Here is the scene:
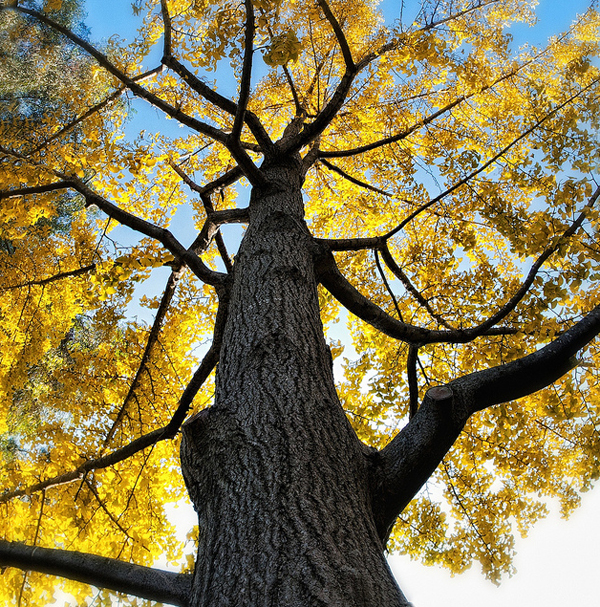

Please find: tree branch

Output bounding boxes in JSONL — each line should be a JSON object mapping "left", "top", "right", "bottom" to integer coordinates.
{"left": 453, "top": 303, "right": 600, "bottom": 412}
{"left": 370, "top": 302, "right": 600, "bottom": 542}
{"left": 382, "top": 78, "right": 600, "bottom": 241}
{"left": 1, "top": 264, "right": 96, "bottom": 291}
{"left": 0, "top": 182, "right": 72, "bottom": 200}
{"left": 159, "top": 1, "right": 273, "bottom": 153}
{"left": 316, "top": 0, "right": 355, "bottom": 71}
{"left": 374, "top": 249, "right": 403, "bottom": 321}
{"left": 379, "top": 243, "right": 456, "bottom": 330}
{"left": 356, "top": 0, "right": 507, "bottom": 70}
{"left": 0, "top": 309, "right": 223, "bottom": 505}
{"left": 0, "top": 427, "right": 163, "bottom": 504}
{"left": 319, "top": 158, "right": 393, "bottom": 196}
{"left": 468, "top": 184, "right": 600, "bottom": 334}
{"left": 407, "top": 344, "right": 419, "bottom": 418}
{"left": 2, "top": 6, "right": 230, "bottom": 145}
{"left": 0, "top": 541, "right": 191, "bottom": 607}
{"left": 230, "top": 0, "right": 255, "bottom": 142}
{"left": 66, "top": 178, "right": 227, "bottom": 286}
{"left": 167, "top": 159, "right": 247, "bottom": 272}
{"left": 315, "top": 246, "right": 516, "bottom": 345}
{"left": 102, "top": 267, "right": 184, "bottom": 448}
{"left": 30, "top": 66, "right": 164, "bottom": 156}
{"left": 318, "top": 51, "right": 548, "bottom": 160}
{"left": 161, "top": 290, "right": 229, "bottom": 437}
{"left": 279, "top": 4, "right": 360, "bottom": 155}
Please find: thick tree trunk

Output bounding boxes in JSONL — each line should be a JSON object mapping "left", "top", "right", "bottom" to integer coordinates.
{"left": 180, "top": 157, "right": 409, "bottom": 606}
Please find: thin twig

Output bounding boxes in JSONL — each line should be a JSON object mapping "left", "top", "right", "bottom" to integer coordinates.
{"left": 383, "top": 78, "right": 600, "bottom": 240}
{"left": 374, "top": 249, "right": 403, "bottom": 320}
{"left": 2, "top": 265, "right": 97, "bottom": 291}
{"left": 380, "top": 243, "right": 456, "bottom": 330}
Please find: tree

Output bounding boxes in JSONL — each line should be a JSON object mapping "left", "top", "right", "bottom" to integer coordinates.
{"left": 1, "top": 0, "right": 600, "bottom": 604}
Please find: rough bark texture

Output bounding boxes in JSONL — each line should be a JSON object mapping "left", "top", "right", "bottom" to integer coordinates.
{"left": 181, "top": 157, "right": 409, "bottom": 606}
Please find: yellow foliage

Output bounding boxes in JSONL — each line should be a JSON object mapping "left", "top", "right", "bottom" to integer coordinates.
{"left": 2, "top": 0, "right": 600, "bottom": 602}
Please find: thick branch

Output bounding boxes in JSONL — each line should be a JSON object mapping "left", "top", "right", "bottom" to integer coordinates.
{"left": 316, "top": 0, "right": 355, "bottom": 71}
{"left": 453, "top": 303, "right": 600, "bottom": 411}
{"left": 371, "top": 303, "right": 600, "bottom": 541}
{"left": 67, "top": 179, "right": 226, "bottom": 286}
{"left": 230, "top": 0, "right": 255, "bottom": 142}
{"left": 283, "top": 68, "right": 357, "bottom": 154}
{"left": 167, "top": 160, "right": 247, "bottom": 271}
{"left": 0, "top": 541, "right": 191, "bottom": 607}
{"left": 406, "top": 345, "right": 419, "bottom": 418}
{"left": 316, "top": 247, "right": 515, "bottom": 344}
{"left": 0, "top": 182, "right": 72, "bottom": 200}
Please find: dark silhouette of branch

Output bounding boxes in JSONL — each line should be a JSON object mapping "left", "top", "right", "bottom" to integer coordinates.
{"left": 0, "top": 541, "right": 191, "bottom": 607}
{"left": 319, "top": 159, "right": 393, "bottom": 196}
{"left": 379, "top": 244, "right": 456, "bottom": 330}
{"left": 378, "top": 78, "right": 599, "bottom": 241}
{"left": 319, "top": 46, "right": 559, "bottom": 160}
{"left": 407, "top": 345, "right": 419, "bottom": 418}
{"left": 371, "top": 302, "right": 600, "bottom": 540}
{"left": 0, "top": 182, "right": 72, "bottom": 199}
{"left": 0, "top": 147, "right": 226, "bottom": 287}
{"left": 315, "top": 247, "right": 516, "bottom": 345}
{"left": 468, "top": 184, "right": 600, "bottom": 334}
{"left": 374, "top": 249, "right": 403, "bottom": 321}
{"left": 30, "top": 66, "right": 164, "bottom": 156}
{"left": 317, "top": 0, "right": 356, "bottom": 71}
{"left": 1, "top": 264, "right": 96, "bottom": 291}
{"left": 230, "top": 0, "right": 255, "bottom": 142}
{"left": 159, "top": 1, "right": 273, "bottom": 153}
{"left": 319, "top": 95, "right": 466, "bottom": 160}
{"left": 0, "top": 312, "right": 224, "bottom": 505}
{"left": 102, "top": 267, "right": 185, "bottom": 448}
{"left": 167, "top": 160, "right": 247, "bottom": 272}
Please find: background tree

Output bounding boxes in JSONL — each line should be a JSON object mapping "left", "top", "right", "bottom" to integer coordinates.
{"left": 1, "top": 0, "right": 600, "bottom": 605}
{"left": 0, "top": 0, "right": 98, "bottom": 462}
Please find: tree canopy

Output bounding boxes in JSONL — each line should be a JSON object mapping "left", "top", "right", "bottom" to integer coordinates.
{"left": 1, "top": 0, "right": 600, "bottom": 605}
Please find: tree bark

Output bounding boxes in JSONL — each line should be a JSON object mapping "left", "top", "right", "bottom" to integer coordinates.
{"left": 180, "top": 157, "right": 410, "bottom": 606}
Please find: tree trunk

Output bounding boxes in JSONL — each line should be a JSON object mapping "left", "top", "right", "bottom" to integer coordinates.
{"left": 180, "top": 157, "right": 409, "bottom": 606}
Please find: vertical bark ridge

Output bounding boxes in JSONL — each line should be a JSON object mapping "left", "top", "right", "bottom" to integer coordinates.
{"left": 181, "top": 159, "right": 409, "bottom": 606}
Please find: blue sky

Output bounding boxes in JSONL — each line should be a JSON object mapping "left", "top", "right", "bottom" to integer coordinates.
{"left": 75, "top": 2, "right": 600, "bottom": 606}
